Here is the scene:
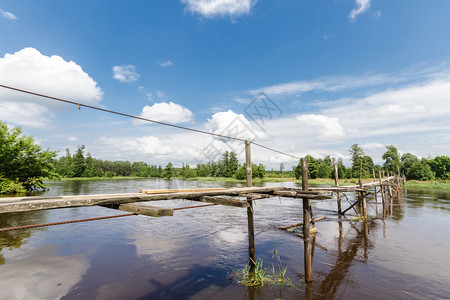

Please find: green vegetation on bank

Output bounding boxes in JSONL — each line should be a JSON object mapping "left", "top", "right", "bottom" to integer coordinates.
{"left": 1, "top": 121, "right": 449, "bottom": 194}
{"left": 0, "top": 121, "right": 58, "bottom": 193}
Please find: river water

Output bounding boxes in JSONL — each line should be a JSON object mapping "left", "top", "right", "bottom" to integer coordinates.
{"left": 0, "top": 179, "right": 449, "bottom": 299}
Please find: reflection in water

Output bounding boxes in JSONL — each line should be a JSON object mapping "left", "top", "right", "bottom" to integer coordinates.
{"left": 0, "top": 211, "right": 48, "bottom": 264}
{"left": 0, "top": 246, "right": 89, "bottom": 300}
{"left": 315, "top": 220, "right": 375, "bottom": 299}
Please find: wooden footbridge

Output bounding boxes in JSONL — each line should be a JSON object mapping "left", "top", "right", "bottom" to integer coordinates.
{"left": 0, "top": 84, "right": 405, "bottom": 287}
{"left": 0, "top": 150, "right": 403, "bottom": 284}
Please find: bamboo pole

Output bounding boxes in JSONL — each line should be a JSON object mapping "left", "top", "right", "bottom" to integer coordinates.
{"left": 245, "top": 141, "right": 256, "bottom": 272}
{"left": 302, "top": 158, "right": 312, "bottom": 283}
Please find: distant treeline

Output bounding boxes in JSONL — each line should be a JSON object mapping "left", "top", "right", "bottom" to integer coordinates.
{"left": 3, "top": 120, "right": 448, "bottom": 195}
{"left": 52, "top": 144, "right": 450, "bottom": 181}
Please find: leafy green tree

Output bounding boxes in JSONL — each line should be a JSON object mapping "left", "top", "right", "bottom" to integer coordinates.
{"left": 163, "top": 162, "right": 174, "bottom": 179}
{"left": 349, "top": 144, "right": 365, "bottom": 177}
{"left": 382, "top": 145, "right": 400, "bottom": 173}
{"left": 0, "top": 121, "right": 58, "bottom": 192}
{"left": 254, "top": 163, "right": 266, "bottom": 179}
{"left": 400, "top": 153, "right": 420, "bottom": 176}
{"left": 407, "top": 160, "right": 435, "bottom": 180}
{"left": 226, "top": 151, "right": 239, "bottom": 177}
{"left": 72, "top": 145, "right": 86, "bottom": 177}
{"left": 428, "top": 156, "right": 450, "bottom": 180}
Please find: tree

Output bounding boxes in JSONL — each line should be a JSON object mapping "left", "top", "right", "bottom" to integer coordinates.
{"left": 382, "top": 145, "right": 400, "bottom": 173}
{"left": 0, "top": 121, "right": 58, "bottom": 192}
{"left": 400, "top": 153, "right": 420, "bottom": 176}
{"left": 428, "top": 156, "right": 450, "bottom": 180}
{"left": 407, "top": 160, "right": 435, "bottom": 180}
{"left": 349, "top": 144, "right": 365, "bottom": 177}
{"left": 72, "top": 145, "right": 86, "bottom": 177}
{"left": 163, "top": 162, "right": 174, "bottom": 179}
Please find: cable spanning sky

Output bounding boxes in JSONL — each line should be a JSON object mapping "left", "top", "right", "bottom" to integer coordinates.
{"left": 1, "top": 1, "right": 449, "bottom": 167}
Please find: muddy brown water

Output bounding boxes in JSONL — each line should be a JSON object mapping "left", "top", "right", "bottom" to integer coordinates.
{"left": 0, "top": 179, "right": 449, "bottom": 299}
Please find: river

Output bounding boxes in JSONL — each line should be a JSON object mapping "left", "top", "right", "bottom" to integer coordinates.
{"left": 0, "top": 178, "right": 449, "bottom": 299}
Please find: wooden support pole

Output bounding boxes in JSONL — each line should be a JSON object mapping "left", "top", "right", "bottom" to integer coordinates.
{"left": 245, "top": 141, "right": 256, "bottom": 272}
{"left": 302, "top": 157, "right": 312, "bottom": 283}
{"left": 358, "top": 159, "right": 367, "bottom": 217}
{"left": 333, "top": 158, "right": 342, "bottom": 214}
{"left": 379, "top": 171, "right": 386, "bottom": 217}
{"left": 372, "top": 169, "right": 378, "bottom": 203}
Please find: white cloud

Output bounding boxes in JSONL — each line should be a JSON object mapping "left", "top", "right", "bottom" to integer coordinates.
{"left": 349, "top": 0, "right": 371, "bottom": 21}
{"left": 0, "top": 101, "right": 52, "bottom": 128}
{"left": 374, "top": 10, "right": 382, "bottom": 18}
{"left": 323, "top": 79, "right": 450, "bottom": 138}
{"left": 206, "top": 110, "right": 266, "bottom": 140}
{"left": 0, "top": 47, "right": 103, "bottom": 128}
{"left": 112, "top": 65, "right": 140, "bottom": 83}
{"left": 159, "top": 60, "right": 174, "bottom": 67}
{"left": 295, "top": 114, "right": 345, "bottom": 139}
{"left": 1, "top": 9, "right": 17, "bottom": 20}
{"left": 67, "top": 136, "right": 78, "bottom": 142}
{"left": 182, "top": 0, "right": 256, "bottom": 18}
{"left": 251, "top": 73, "right": 394, "bottom": 96}
{"left": 361, "top": 142, "right": 385, "bottom": 150}
{"left": 135, "top": 101, "right": 193, "bottom": 125}
{"left": 100, "top": 136, "right": 172, "bottom": 156}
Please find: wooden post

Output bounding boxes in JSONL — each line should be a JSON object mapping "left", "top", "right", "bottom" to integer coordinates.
{"left": 245, "top": 141, "right": 255, "bottom": 272}
{"left": 359, "top": 159, "right": 366, "bottom": 216}
{"left": 379, "top": 170, "right": 386, "bottom": 217}
{"left": 333, "top": 158, "right": 341, "bottom": 214}
{"left": 372, "top": 169, "right": 378, "bottom": 203}
{"left": 302, "top": 158, "right": 312, "bottom": 283}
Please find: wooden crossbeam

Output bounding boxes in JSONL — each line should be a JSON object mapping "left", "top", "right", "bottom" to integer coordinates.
{"left": 119, "top": 203, "right": 173, "bottom": 217}
{"left": 197, "top": 196, "right": 249, "bottom": 208}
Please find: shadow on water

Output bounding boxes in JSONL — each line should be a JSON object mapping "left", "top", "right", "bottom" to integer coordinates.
{"left": 138, "top": 264, "right": 230, "bottom": 300}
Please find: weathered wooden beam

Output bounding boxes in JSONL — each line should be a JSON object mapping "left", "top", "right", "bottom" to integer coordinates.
{"left": 140, "top": 188, "right": 227, "bottom": 194}
{"left": 274, "top": 191, "right": 332, "bottom": 200}
{"left": 118, "top": 203, "right": 173, "bottom": 217}
{"left": 0, "top": 186, "right": 280, "bottom": 214}
{"left": 278, "top": 216, "right": 326, "bottom": 230}
{"left": 239, "top": 193, "right": 271, "bottom": 199}
{"left": 197, "top": 196, "right": 249, "bottom": 208}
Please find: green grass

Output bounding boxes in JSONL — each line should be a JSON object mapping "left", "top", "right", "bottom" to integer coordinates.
{"left": 405, "top": 180, "right": 450, "bottom": 190}
{"left": 236, "top": 258, "right": 293, "bottom": 287}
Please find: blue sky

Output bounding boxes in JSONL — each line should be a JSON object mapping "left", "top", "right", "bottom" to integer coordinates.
{"left": 1, "top": 0, "right": 449, "bottom": 168}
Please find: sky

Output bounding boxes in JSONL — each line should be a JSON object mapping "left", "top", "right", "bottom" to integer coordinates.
{"left": 1, "top": 0, "right": 450, "bottom": 169}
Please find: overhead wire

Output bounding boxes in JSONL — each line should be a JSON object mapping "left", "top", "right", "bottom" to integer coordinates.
{"left": 0, "top": 84, "right": 302, "bottom": 160}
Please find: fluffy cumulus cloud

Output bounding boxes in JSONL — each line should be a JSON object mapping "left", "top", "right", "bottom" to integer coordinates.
{"left": 182, "top": 0, "right": 256, "bottom": 18}
{"left": 1, "top": 9, "right": 17, "bottom": 20}
{"left": 296, "top": 114, "right": 345, "bottom": 139}
{"left": 205, "top": 110, "right": 265, "bottom": 141}
{"left": 135, "top": 101, "right": 193, "bottom": 125}
{"left": 349, "top": 0, "right": 371, "bottom": 21}
{"left": 0, "top": 47, "right": 103, "bottom": 128}
{"left": 100, "top": 136, "right": 172, "bottom": 157}
{"left": 112, "top": 65, "right": 140, "bottom": 83}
